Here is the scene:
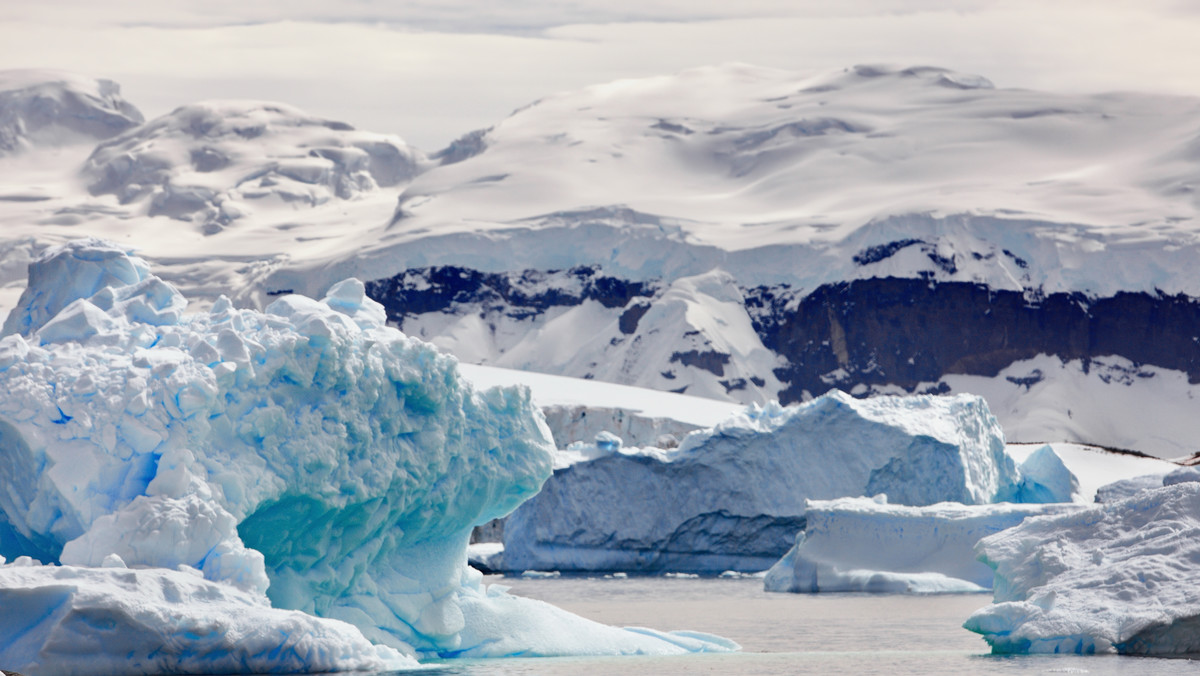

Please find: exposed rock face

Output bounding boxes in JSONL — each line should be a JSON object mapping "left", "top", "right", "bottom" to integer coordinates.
{"left": 366, "top": 266, "right": 1200, "bottom": 407}
{"left": 746, "top": 278, "right": 1200, "bottom": 401}
{"left": 365, "top": 264, "right": 654, "bottom": 319}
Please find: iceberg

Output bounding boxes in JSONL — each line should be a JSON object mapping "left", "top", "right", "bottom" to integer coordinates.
{"left": 504, "top": 391, "right": 1021, "bottom": 573}
{"left": 763, "top": 496, "right": 1081, "bottom": 594}
{"left": 965, "top": 481, "right": 1200, "bottom": 655}
{"left": 0, "top": 239, "right": 734, "bottom": 673}
{"left": 0, "top": 556, "right": 414, "bottom": 675}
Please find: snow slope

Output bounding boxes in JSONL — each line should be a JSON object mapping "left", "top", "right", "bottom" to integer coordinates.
{"left": 83, "top": 101, "right": 424, "bottom": 233}
{"left": 285, "top": 63, "right": 1200, "bottom": 299}
{"left": 943, "top": 356, "right": 1200, "bottom": 460}
{"left": 0, "top": 70, "right": 143, "bottom": 154}
{"left": 458, "top": 362, "right": 743, "bottom": 448}
{"left": 6, "top": 63, "right": 1200, "bottom": 310}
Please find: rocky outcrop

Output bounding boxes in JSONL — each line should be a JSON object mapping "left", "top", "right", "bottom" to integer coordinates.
{"left": 366, "top": 266, "right": 1200, "bottom": 407}
{"left": 365, "top": 264, "right": 655, "bottom": 321}
{"left": 746, "top": 278, "right": 1200, "bottom": 402}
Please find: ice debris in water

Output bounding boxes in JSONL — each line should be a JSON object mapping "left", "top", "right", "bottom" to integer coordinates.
{"left": 0, "top": 239, "right": 736, "bottom": 674}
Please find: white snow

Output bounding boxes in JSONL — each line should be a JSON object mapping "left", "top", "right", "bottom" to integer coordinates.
{"left": 763, "top": 496, "right": 1082, "bottom": 594}
{"left": 3, "top": 64, "right": 1200, "bottom": 313}
{"left": 0, "top": 239, "right": 735, "bottom": 672}
{"left": 458, "top": 361, "right": 743, "bottom": 433}
{"left": 965, "top": 482, "right": 1200, "bottom": 655}
{"left": 503, "top": 390, "right": 1021, "bottom": 573}
{"left": 282, "top": 63, "right": 1200, "bottom": 301}
{"left": 82, "top": 100, "right": 425, "bottom": 232}
{"left": 944, "top": 355, "right": 1200, "bottom": 460}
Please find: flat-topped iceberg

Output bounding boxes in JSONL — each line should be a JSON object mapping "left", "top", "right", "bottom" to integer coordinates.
{"left": 504, "top": 391, "right": 1021, "bottom": 573}
{"left": 965, "top": 481, "right": 1200, "bottom": 655}
{"left": 763, "top": 496, "right": 1081, "bottom": 594}
{"left": 0, "top": 239, "right": 735, "bottom": 673}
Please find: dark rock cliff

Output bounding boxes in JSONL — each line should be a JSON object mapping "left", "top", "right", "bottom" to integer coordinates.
{"left": 747, "top": 278, "right": 1200, "bottom": 402}
{"left": 366, "top": 267, "right": 1200, "bottom": 402}
{"left": 365, "top": 265, "right": 656, "bottom": 323}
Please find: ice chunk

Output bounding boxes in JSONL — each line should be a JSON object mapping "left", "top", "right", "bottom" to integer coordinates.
{"left": 1004, "top": 444, "right": 1079, "bottom": 503}
{"left": 965, "top": 482, "right": 1200, "bottom": 655}
{"left": 594, "top": 430, "right": 622, "bottom": 451}
{"left": 1095, "top": 473, "right": 1169, "bottom": 503}
{"left": 59, "top": 494, "right": 269, "bottom": 594}
{"left": 1, "top": 238, "right": 158, "bottom": 338}
{"left": 1162, "top": 465, "right": 1200, "bottom": 486}
{"left": 763, "top": 497, "right": 1081, "bottom": 594}
{"left": 504, "top": 391, "right": 1020, "bottom": 573}
{"left": 0, "top": 560, "right": 415, "bottom": 675}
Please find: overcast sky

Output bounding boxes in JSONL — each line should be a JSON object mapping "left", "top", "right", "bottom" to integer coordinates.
{"left": 3, "top": 1, "right": 1198, "bottom": 150}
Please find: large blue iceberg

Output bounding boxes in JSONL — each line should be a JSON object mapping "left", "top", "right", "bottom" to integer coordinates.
{"left": 504, "top": 391, "right": 1023, "bottom": 573}
{"left": 0, "top": 239, "right": 735, "bottom": 674}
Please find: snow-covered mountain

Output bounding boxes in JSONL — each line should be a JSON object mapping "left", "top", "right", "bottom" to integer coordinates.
{"left": 83, "top": 101, "right": 425, "bottom": 233}
{"left": 0, "top": 69, "right": 143, "bottom": 154}
{"left": 2, "top": 64, "right": 1199, "bottom": 457}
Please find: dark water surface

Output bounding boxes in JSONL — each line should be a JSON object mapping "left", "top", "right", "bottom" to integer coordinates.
{"left": 411, "top": 575, "right": 1198, "bottom": 675}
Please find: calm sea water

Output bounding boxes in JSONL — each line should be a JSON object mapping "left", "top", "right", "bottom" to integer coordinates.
{"left": 406, "top": 575, "right": 1198, "bottom": 675}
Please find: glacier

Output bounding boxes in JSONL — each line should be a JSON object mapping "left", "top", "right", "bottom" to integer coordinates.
{"left": 0, "top": 238, "right": 735, "bottom": 674}
{"left": 964, "top": 481, "right": 1200, "bottom": 655}
{"left": 503, "top": 391, "right": 1021, "bottom": 574}
{"left": 762, "top": 496, "right": 1082, "bottom": 594}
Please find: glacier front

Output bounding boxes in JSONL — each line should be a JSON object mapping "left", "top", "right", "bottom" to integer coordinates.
{"left": 964, "top": 481, "right": 1200, "bottom": 655}
{"left": 503, "top": 391, "right": 1021, "bottom": 573}
{"left": 0, "top": 239, "right": 735, "bottom": 674}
